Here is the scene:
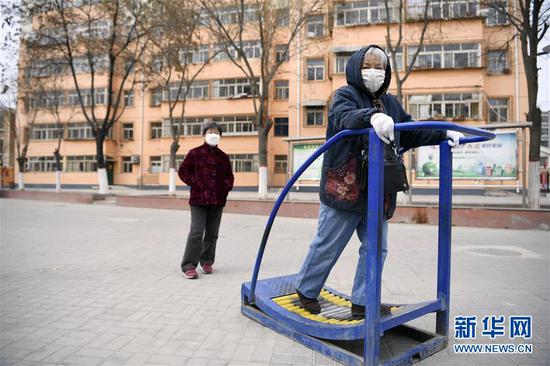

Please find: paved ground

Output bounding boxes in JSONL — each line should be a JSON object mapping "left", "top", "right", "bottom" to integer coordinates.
{"left": 0, "top": 199, "right": 548, "bottom": 366}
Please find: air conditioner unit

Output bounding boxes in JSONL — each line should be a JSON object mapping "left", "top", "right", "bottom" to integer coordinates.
{"left": 131, "top": 155, "right": 140, "bottom": 164}
{"left": 230, "top": 92, "right": 249, "bottom": 99}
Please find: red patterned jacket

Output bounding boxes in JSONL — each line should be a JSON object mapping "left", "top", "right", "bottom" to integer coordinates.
{"left": 178, "top": 143, "right": 234, "bottom": 207}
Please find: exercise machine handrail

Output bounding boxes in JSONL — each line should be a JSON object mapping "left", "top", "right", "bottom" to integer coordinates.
{"left": 247, "top": 121, "right": 496, "bottom": 303}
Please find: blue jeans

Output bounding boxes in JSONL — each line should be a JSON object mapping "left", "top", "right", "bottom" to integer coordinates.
{"left": 295, "top": 202, "right": 388, "bottom": 306}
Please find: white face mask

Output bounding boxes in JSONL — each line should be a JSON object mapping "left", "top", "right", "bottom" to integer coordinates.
{"left": 361, "top": 68, "right": 386, "bottom": 94}
{"left": 205, "top": 133, "right": 220, "bottom": 146}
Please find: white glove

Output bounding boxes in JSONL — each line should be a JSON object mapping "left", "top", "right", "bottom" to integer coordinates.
{"left": 446, "top": 130, "right": 465, "bottom": 148}
{"left": 370, "top": 113, "right": 394, "bottom": 144}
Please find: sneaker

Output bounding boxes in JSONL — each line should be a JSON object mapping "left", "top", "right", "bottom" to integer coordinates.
{"left": 182, "top": 268, "right": 198, "bottom": 279}
{"left": 296, "top": 290, "right": 321, "bottom": 314}
{"left": 201, "top": 264, "right": 213, "bottom": 274}
{"left": 351, "top": 303, "right": 393, "bottom": 319}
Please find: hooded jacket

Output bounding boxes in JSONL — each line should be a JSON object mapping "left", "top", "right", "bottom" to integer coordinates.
{"left": 320, "top": 45, "right": 447, "bottom": 217}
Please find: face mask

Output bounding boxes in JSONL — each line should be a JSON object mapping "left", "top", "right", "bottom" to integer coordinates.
{"left": 361, "top": 68, "right": 386, "bottom": 94}
{"left": 205, "top": 133, "right": 220, "bottom": 146}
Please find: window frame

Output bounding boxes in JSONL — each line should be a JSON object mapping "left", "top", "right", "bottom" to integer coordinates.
{"left": 306, "top": 57, "right": 325, "bottom": 82}
{"left": 305, "top": 106, "right": 325, "bottom": 127}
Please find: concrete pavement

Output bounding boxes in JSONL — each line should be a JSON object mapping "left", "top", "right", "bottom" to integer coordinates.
{"left": 1, "top": 199, "right": 548, "bottom": 365}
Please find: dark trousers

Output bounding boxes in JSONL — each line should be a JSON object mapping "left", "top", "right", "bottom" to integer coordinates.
{"left": 181, "top": 205, "right": 224, "bottom": 272}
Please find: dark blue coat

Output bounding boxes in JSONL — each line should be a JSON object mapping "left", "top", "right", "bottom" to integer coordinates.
{"left": 319, "top": 45, "right": 447, "bottom": 216}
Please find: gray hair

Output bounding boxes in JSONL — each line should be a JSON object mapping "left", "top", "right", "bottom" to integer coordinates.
{"left": 364, "top": 47, "right": 388, "bottom": 69}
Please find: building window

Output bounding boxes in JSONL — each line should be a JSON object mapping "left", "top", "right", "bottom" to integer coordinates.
{"left": 408, "top": 93, "right": 480, "bottom": 120}
{"left": 122, "top": 156, "right": 133, "bottom": 173}
{"left": 212, "top": 115, "right": 257, "bottom": 135}
{"left": 335, "top": 0, "right": 397, "bottom": 26}
{"left": 151, "top": 89, "right": 163, "bottom": 107}
{"left": 275, "top": 80, "right": 289, "bottom": 100}
{"left": 229, "top": 154, "right": 258, "bottom": 173}
{"left": 165, "top": 80, "right": 209, "bottom": 101}
{"left": 408, "top": 0, "right": 479, "bottom": 20}
{"left": 306, "top": 58, "right": 324, "bottom": 81}
{"left": 26, "top": 156, "right": 58, "bottom": 172}
{"left": 486, "top": 1, "right": 508, "bottom": 26}
{"left": 150, "top": 156, "right": 162, "bottom": 173}
{"left": 124, "top": 90, "right": 134, "bottom": 106}
{"left": 541, "top": 111, "right": 549, "bottom": 148}
{"left": 164, "top": 116, "right": 257, "bottom": 137}
{"left": 386, "top": 47, "right": 403, "bottom": 70}
{"left": 335, "top": 53, "right": 352, "bottom": 74}
{"left": 274, "top": 155, "right": 287, "bottom": 174}
{"left": 306, "top": 15, "right": 324, "bottom": 38}
{"left": 122, "top": 123, "right": 133, "bottom": 140}
{"left": 243, "top": 40, "right": 261, "bottom": 58}
{"left": 67, "top": 123, "right": 94, "bottom": 140}
{"left": 66, "top": 123, "right": 112, "bottom": 140}
{"left": 408, "top": 43, "right": 481, "bottom": 70}
{"left": 27, "top": 58, "right": 67, "bottom": 78}
{"left": 66, "top": 88, "right": 106, "bottom": 107}
{"left": 161, "top": 155, "right": 185, "bottom": 172}
{"left": 32, "top": 91, "right": 65, "bottom": 108}
{"left": 487, "top": 50, "right": 508, "bottom": 75}
{"left": 213, "top": 43, "right": 238, "bottom": 61}
{"left": 275, "top": 45, "right": 289, "bottom": 63}
{"left": 306, "top": 107, "right": 325, "bottom": 126}
{"left": 274, "top": 117, "right": 289, "bottom": 137}
{"left": 30, "top": 124, "right": 63, "bottom": 140}
{"left": 71, "top": 55, "right": 108, "bottom": 74}
{"left": 188, "top": 81, "right": 209, "bottom": 99}
{"left": 277, "top": 8, "right": 289, "bottom": 26}
{"left": 162, "top": 120, "right": 185, "bottom": 137}
{"left": 179, "top": 45, "right": 210, "bottom": 64}
{"left": 488, "top": 98, "right": 509, "bottom": 123}
{"left": 66, "top": 155, "right": 97, "bottom": 172}
{"left": 151, "top": 122, "right": 162, "bottom": 139}
{"left": 217, "top": 5, "right": 259, "bottom": 24}
{"left": 212, "top": 78, "right": 259, "bottom": 98}
{"left": 177, "top": 117, "right": 207, "bottom": 136}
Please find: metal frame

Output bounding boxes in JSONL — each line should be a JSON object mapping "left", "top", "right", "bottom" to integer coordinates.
{"left": 242, "top": 122, "right": 495, "bottom": 365}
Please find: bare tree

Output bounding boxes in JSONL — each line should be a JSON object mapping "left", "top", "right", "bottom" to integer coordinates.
{"left": 0, "top": 0, "right": 24, "bottom": 109}
{"left": 482, "top": 0, "right": 549, "bottom": 208}
{"left": 33, "top": 0, "right": 152, "bottom": 194}
{"left": 383, "top": 0, "right": 431, "bottom": 104}
{"left": 36, "top": 72, "right": 77, "bottom": 193}
{"left": 197, "top": 0, "right": 325, "bottom": 199}
{"left": 13, "top": 79, "right": 38, "bottom": 190}
{"left": 146, "top": 1, "right": 219, "bottom": 196}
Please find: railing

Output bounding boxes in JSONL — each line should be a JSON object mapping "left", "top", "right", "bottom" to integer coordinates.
{"left": 248, "top": 121, "right": 496, "bottom": 304}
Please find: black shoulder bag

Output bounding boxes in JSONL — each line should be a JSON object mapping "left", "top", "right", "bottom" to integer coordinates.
{"left": 358, "top": 142, "right": 409, "bottom": 194}
{"left": 384, "top": 142, "right": 409, "bottom": 194}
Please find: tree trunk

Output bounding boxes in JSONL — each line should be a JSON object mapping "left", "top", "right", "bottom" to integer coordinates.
{"left": 527, "top": 107, "right": 542, "bottom": 209}
{"left": 527, "top": 161, "right": 540, "bottom": 209}
{"left": 258, "top": 124, "right": 270, "bottom": 200}
{"left": 395, "top": 78, "right": 403, "bottom": 105}
{"left": 95, "top": 132, "right": 109, "bottom": 194}
{"left": 523, "top": 37, "right": 541, "bottom": 209}
{"left": 55, "top": 171, "right": 61, "bottom": 193}
{"left": 16, "top": 157, "right": 25, "bottom": 190}
{"left": 54, "top": 150, "right": 62, "bottom": 192}
{"left": 168, "top": 141, "right": 179, "bottom": 196}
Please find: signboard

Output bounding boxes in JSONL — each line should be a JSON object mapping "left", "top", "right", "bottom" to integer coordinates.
{"left": 415, "top": 132, "right": 518, "bottom": 180}
{"left": 292, "top": 143, "right": 323, "bottom": 180}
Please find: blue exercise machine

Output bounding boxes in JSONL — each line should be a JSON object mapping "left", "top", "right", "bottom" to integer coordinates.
{"left": 241, "top": 122, "right": 495, "bottom": 365}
